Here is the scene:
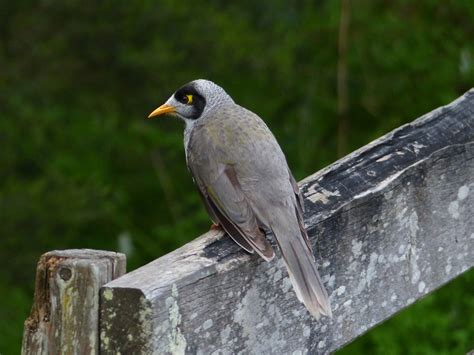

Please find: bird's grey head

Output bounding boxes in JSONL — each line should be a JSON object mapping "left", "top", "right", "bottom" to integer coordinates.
{"left": 148, "top": 79, "right": 234, "bottom": 123}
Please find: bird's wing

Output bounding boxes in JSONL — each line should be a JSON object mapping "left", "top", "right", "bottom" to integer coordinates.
{"left": 189, "top": 161, "right": 275, "bottom": 261}
{"left": 192, "top": 178, "right": 254, "bottom": 253}
{"left": 289, "top": 172, "right": 313, "bottom": 256}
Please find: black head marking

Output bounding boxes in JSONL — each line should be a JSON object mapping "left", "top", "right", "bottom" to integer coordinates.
{"left": 174, "top": 84, "right": 206, "bottom": 120}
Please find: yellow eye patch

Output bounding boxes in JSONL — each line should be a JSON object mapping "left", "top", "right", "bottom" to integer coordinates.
{"left": 186, "top": 94, "right": 193, "bottom": 104}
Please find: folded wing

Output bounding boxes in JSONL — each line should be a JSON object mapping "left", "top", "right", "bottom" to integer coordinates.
{"left": 190, "top": 162, "right": 275, "bottom": 261}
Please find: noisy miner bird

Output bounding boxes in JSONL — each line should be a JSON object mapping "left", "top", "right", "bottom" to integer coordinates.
{"left": 148, "top": 79, "right": 332, "bottom": 319}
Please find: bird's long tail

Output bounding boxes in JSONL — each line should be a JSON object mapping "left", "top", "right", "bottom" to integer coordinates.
{"left": 271, "top": 210, "right": 332, "bottom": 319}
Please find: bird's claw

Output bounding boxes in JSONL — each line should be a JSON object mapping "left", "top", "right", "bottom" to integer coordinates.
{"left": 210, "top": 223, "right": 222, "bottom": 231}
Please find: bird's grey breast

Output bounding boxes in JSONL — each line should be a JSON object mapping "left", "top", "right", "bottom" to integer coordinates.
{"left": 183, "top": 123, "right": 194, "bottom": 164}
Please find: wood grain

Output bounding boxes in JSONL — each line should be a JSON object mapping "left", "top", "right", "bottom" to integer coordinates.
{"left": 22, "top": 249, "right": 126, "bottom": 355}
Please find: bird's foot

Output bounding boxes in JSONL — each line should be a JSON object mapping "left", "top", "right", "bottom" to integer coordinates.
{"left": 210, "top": 222, "right": 222, "bottom": 231}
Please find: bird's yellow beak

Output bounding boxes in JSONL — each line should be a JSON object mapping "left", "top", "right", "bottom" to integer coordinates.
{"left": 148, "top": 104, "right": 176, "bottom": 118}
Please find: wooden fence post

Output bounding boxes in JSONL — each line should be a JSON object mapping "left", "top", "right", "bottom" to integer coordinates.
{"left": 20, "top": 89, "right": 474, "bottom": 354}
{"left": 21, "top": 249, "right": 126, "bottom": 355}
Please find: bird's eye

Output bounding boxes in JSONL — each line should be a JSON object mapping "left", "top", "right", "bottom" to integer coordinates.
{"left": 176, "top": 90, "right": 195, "bottom": 105}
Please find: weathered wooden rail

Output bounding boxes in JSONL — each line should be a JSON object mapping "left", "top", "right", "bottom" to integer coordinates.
{"left": 22, "top": 90, "right": 474, "bottom": 354}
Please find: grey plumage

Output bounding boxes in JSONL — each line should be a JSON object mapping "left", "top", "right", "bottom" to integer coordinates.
{"left": 149, "top": 79, "right": 332, "bottom": 319}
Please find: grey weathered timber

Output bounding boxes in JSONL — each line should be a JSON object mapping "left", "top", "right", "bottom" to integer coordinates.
{"left": 22, "top": 249, "right": 126, "bottom": 355}
{"left": 101, "top": 90, "right": 474, "bottom": 354}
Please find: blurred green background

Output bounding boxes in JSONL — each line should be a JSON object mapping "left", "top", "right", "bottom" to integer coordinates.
{"left": 1, "top": 1, "right": 473, "bottom": 353}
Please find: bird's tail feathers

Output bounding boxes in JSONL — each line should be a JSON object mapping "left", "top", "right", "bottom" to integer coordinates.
{"left": 271, "top": 216, "right": 332, "bottom": 319}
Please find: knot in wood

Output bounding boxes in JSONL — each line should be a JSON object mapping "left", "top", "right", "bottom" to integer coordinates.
{"left": 59, "top": 267, "right": 72, "bottom": 281}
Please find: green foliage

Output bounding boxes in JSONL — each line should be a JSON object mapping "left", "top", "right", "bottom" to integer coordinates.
{"left": 0, "top": 1, "right": 473, "bottom": 353}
